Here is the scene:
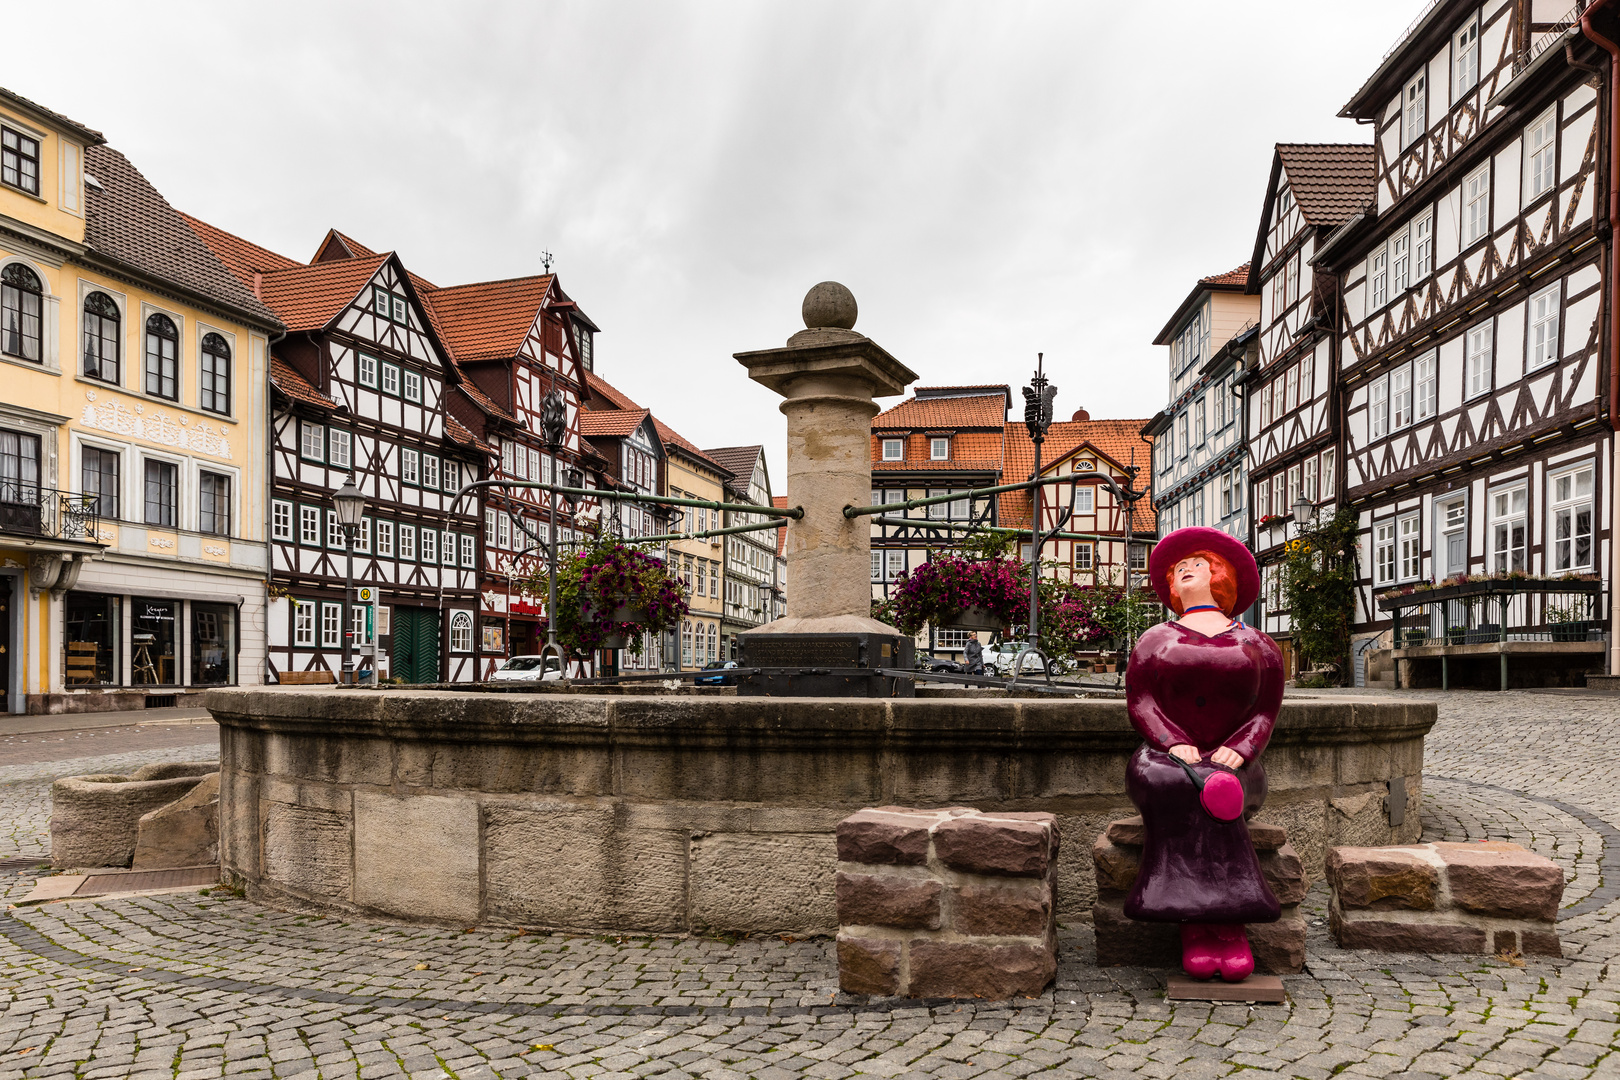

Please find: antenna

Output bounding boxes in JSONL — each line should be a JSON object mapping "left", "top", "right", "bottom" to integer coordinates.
{"left": 540, "top": 250, "right": 555, "bottom": 274}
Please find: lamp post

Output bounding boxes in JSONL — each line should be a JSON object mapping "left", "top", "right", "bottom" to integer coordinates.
{"left": 332, "top": 477, "right": 367, "bottom": 685}
{"left": 538, "top": 390, "right": 571, "bottom": 669}
{"left": 1292, "top": 495, "right": 1317, "bottom": 531}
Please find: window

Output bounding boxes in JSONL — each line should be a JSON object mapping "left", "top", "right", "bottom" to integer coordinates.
{"left": 1129, "top": 544, "right": 1147, "bottom": 571}
{"left": 391, "top": 294, "right": 408, "bottom": 323}
{"left": 294, "top": 601, "right": 316, "bottom": 647}
{"left": 709, "top": 561, "right": 718, "bottom": 596}
{"left": 443, "top": 460, "right": 459, "bottom": 493}
{"left": 484, "top": 508, "right": 497, "bottom": 546}
{"left": 1415, "top": 349, "right": 1438, "bottom": 420}
{"left": 398, "top": 523, "right": 416, "bottom": 560}
{"left": 1, "top": 263, "right": 43, "bottom": 362}
{"left": 1286, "top": 465, "right": 1302, "bottom": 510}
{"left": 402, "top": 370, "right": 422, "bottom": 403}
{"left": 83, "top": 292, "right": 120, "bottom": 382}
{"left": 1319, "top": 450, "right": 1335, "bottom": 498}
{"left": 299, "top": 421, "right": 323, "bottom": 462}
{"left": 1398, "top": 514, "right": 1421, "bottom": 581}
{"left": 1464, "top": 165, "right": 1490, "bottom": 245}
{"left": 1277, "top": 187, "right": 1293, "bottom": 216}
{"left": 442, "top": 531, "right": 456, "bottom": 566}
{"left": 376, "top": 519, "right": 394, "bottom": 557}
{"left": 1454, "top": 18, "right": 1479, "bottom": 96}
{"left": 1074, "top": 543, "right": 1093, "bottom": 571}
{"left": 0, "top": 429, "right": 39, "bottom": 509}
{"left": 1526, "top": 108, "right": 1557, "bottom": 202}
{"left": 421, "top": 454, "right": 440, "bottom": 490}
{"left": 1194, "top": 399, "right": 1206, "bottom": 445}
{"left": 1369, "top": 248, "right": 1388, "bottom": 309}
{"left": 930, "top": 437, "right": 949, "bottom": 460}
{"left": 1550, "top": 465, "right": 1594, "bottom": 571}
{"left": 1466, "top": 320, "right": 1493, "bottom": 398}
{"left": 1, "top": 127, "right": 40, "bottom": 194}
{"left": 1371, "top": 377, "right": 1389, "bottom": 439}
{"left": 420, "top": 528, "right": 437, "bottom": 564}
{"left": 1374, "top": 520, "right": 1396, "bottom": 585}
{"left": 373, "top": 285, "right": 391, "bottom": 318}
{"left": 271, "top": 499, "right": 292, "bottom": 541}
{"left": 1303, "top": 456, "right": 1319, "bottom": 502}
{"left": 350, "top": 604, "right": 369, "bottom": 647}
{"left": 1391, "top": 364, "right": 1413, "bottom": 430}
{"left": 1528, "top": 283, "right": 1560, "bottom": 370}
{"left": 1074, "top": 486, "right": 1094, "bottom": 514}
{"left": 401, "top": 447, "right": 419, "bottom": 485}
{"left": 1390, "top": 231, "right": 1410, "bottom": 295}
{"left": 1403, "top": 72, "right": 1426, "bottom": 147}
{"left": 1212, "top": 377, "right": 1227, "bottom": 430}
{"left": 1271, "top": 266, "right": 1288, "bottom": 319}
{"left": 1490, "top": 485, "right": 1527, "bottom": 572}
{"left": 381, "top": 362, "right": 400, "bottom": 396}
{"left": 326, "top": 510, "right": 345, "bottom": 550}
{"left": 882, "top": 438, "right": 903, "bottom": 460}
{"left": 358, "top": 352, "right": 378, "bottom": 388}
{"left": 299, "top": 505, "right": 320, "bottom": 545}
{"left": 82, "top": 446, "right": 120, "bottom": 518}
{"left": 1230, "top": 467, "right": 1245, "bottom": 510}
{"left": 355, "top": 516, "right": 371, "bottom": 554}
{"left": 460, "top": 533, "right": 475, "bottom": 567}
{"left": 141, "top": 459, "right": 177, "bottom": 527}
{"left": 1177, "top": 413, "right": 1189, "bottom": 458}
{"left": 144, "top": 314, "right": 178, "bottom": 400}
{"left": 199, "top": 333, "right": 231, "bottom": 414}
{"left": 198, "top": 471, "right": 231, "bottom": 536}
{"left": 328, "top": 429, "right": 352, "bottom": 470}
{"left": 321, "top": 603, "right": 342, "bottom": 648}
{"left": 1285, "top": 364, "right": 1300, "bottom": 414}
{"left": 1414, "top": 213, "right": 1433, "bottom": 279}
{"left": 449, "top": 611, "right": 473, "bottom": 653}
{"left": 1220, "top": 473, "right": 1232, "bottom": 518}
{"left": 130, "top": 600, "right": 177, "bottom": 683}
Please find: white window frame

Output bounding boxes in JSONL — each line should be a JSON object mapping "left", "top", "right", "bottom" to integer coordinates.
{"left": 1414, "top": 212, "right": 1434, "bottom": 280}
{"left": 1398, "top": 513, "right": 1422, "bottom": 582}
{"left": 1370, "top": 376, "right": 1390, "bottom": 439}
{"left": 320, "top": 602, "right": 342, "bottom": 648}
{"left": 326, "top": 510, "right": 345, "bottom": 551}
{"left": 400, "top": 447, "right": 419, "bottom": 486}
{"left": 293, "top": 601, "right": 316, "bottom": 647}
{"left": 1374, "top": 520, "right": 1396, "bottom": 586}
{"left": 421, "top": 454, "right": 440, "bottom": 491}
{"left": 1390, "top": 230, "right": 1410, "bottom": 295}
{"left": 299, "top": 421, "right": 324, "bottom": 463}
{"left": 271, "top": 499, "right": 292, "bottom": 541}
{"left": 355, "top": 516, "right": 371, "bottom": 554}
{"left": 460, "top": 533, "right": 475, "bottom": 568}
{"left": 1549, "top": 464, "right": 1595, "bottom": 572}
{"left": 1074, "top": 542, "right": 1093, "bottom": 571}
{"left": 1391, "top": 363, "right": 1413, "bottom": 430}
{"left": 376, "top": 519, "right": 394, "bottom": 557}
{"left": 1464, "top": 165, "right": 1491, "bottom": 246}
{"left": 1074, "top": 486, "right": 1094, "bottom": 514}
{"left": 1528, "top": 281, "right": 1561, "bottom": 371}
{"left": 442, "top": 530, "right": 456, "bottom": 566}
{"left": 881, "top": 439, "right": 903, "bottom": 461}
{"left": 1466, "top": 320, "right": 1494, "bottom": 399}
{"left": 1414, "top": 349, "right": 1438, "bottom": 420}
{"left": 358, "top": 352, "right": 378, "bottom": 389}
{"left": 398, "top": 523, "right": 416, "bottom": 561}
{"left": 1369, "top": 248, "right": 1388, "bottom": 310}
{"left": 1403, "top": 72, "right": 1427, "bottom": 147}
{"left": 402, "top": 370, "right": 423, "bottom": 403}
{"left": 328, "top": 428, "right": 352, "bottom": 470}
{"left": 419, "top": 527, "right": 437, "bottom": 564}
{"left": 1454, "top": 17, "right": 1479, "bottom": 97}
{"left": 350, "top": 604, "right": 369, "bottom": 647}
{"left": 450, "top": 611, "right": 473, "bottom": 653}
{"left": 930, "top": 437, "right": 949, "bottom": 460}
{"left": 1489, "top": 483, "right": 1527, "bottom": 573}
{"left": 298, "top": 505, "right": 320, "bottom": 546}
{"left": 443, "top": 459, "right": 459, "bottom": 494}
{"left": 1525, "top": 107, "right": 1557, "bottom": 204}
{"left": 381, "top": 362, "right": 400, "bottom": 396}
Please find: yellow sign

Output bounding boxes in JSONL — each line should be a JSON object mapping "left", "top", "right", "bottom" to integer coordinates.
{"left": 358, "top": 587, "right": 375, "bottom": 602}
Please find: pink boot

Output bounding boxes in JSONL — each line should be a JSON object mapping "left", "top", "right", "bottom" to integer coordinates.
{"left": 1209, "top": 924, "right": 1255, "bottom": 982}
{"left": 1180, "top": 924, "right": 1219, "bottom": 980}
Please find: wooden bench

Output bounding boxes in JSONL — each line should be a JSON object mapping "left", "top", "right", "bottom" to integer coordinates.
{"left": 276, "top": 670, "right": 336, "bottom": 685}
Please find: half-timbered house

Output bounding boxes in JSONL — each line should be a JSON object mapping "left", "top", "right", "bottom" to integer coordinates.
{"left": 1316, "top": 0, "right": 1616, "bottom": 685}
{"left": 703, "top": 445, "right": 777, "bottom": 659}
{"left": 1242, "top": 143, "right": 1377, "bottom": 662}
{"left": 579, "top": 406, "right": 670, "bottom": 671}
{"left": 1146, "top": 265, "right": 1260, "bottom": 543}
{"left": 187, "top": 221, "right": 485, "bottom": 684}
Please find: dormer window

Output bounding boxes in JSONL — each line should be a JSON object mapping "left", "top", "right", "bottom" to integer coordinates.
{"left": 373, "top": 285, "right": 408, "bottom": 324}
{"left": 1403, "top": 73, "right": 1427, "bottom": 148}
{"left": 1276, "top": 187, "right": 1293, "bottom": 216}
{"left": 930, "top": 437, "right": 949, "bottom": 460}
{"left": 1, "top": 127, "right": 39, "bottom": 195}
{"left": 881, "top": 438, "right": 903, "bottom": 460}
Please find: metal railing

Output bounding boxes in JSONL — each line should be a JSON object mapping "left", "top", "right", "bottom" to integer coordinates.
{"left": 1522, "top": 1, "right": 1589, "bottom": 72}
{"left": 0, "top": 483, "right": 101, "bottom": 542}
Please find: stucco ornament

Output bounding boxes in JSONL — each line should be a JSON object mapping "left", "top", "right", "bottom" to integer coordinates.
{"left": 1124, "top": 527, "right": 1283, "bottom": 983}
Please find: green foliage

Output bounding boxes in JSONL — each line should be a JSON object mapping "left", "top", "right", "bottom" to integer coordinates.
{"left": 520, "top": 537, "right": 688, "bottom": 657}
{"left": 1281, "top": 508, "right": 1358, "bottom": 684}
{"left": 959, "top": 529, "right": 1019, "bottom": 561}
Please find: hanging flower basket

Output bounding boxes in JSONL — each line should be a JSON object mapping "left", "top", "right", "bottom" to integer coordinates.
{"left": 889, "top": 554, "right": 1027, "bottom": 638}
{"left": 941, "top": 605, "right": 1007, "bottom": 633}
{"left": 517, "top": 539, "right": 687, "bottom": 657}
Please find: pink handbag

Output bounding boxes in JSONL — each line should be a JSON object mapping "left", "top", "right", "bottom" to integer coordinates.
{"left": 1174, "top": 756, "right": 1246, "bottom": 822}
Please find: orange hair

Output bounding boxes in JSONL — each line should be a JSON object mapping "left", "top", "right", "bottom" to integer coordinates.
{"left": 1166, "top": 550, "right": 1238, "bottom": 617}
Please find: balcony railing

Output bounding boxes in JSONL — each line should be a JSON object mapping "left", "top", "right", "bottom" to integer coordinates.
{"left": 0, "top": 483, "right": 102, "bottom": 542}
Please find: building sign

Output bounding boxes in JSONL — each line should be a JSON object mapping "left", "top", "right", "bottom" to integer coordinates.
{"left": 81, "top": 394, "right": 232, "bottom": 459}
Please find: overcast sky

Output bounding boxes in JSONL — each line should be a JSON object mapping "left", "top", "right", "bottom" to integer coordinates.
{"left": 10, "top": 0, "right": 1422, "bottom": 487}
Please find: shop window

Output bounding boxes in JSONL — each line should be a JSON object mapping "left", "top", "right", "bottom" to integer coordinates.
{"left": 132, "top": 598, "right": 178, "bottom": 685}
{"left": 64, "top": 592, "right": 119, "bottom": 685}
{"left": 191, "top": 603, "right": 236, "bottom": 685}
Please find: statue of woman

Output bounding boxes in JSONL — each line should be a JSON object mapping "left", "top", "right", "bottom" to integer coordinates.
{"left": 1124, "top": 527, "right": 1283, "bottom": 982}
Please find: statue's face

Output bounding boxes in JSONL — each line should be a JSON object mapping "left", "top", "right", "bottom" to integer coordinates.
{"left": 1174, "top": 556, "right": 1212, "bottom": 596}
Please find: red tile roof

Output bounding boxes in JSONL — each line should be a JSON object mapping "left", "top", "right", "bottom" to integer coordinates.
{"left": 446, "top": 415, "right": 496, "bottom": 456}
{"left": 1200, "top": 263, "right": 1250, "bottom": 287}
{"left": 1000, "top": 419, "right": 1157, "bottom": 533}
{"left": 874, "top": 390, "right": 1008, "bottom": 431}
{"left": 180, "top": 212, "right": 301, "bottom": 290}
{"left": 269, "top": 357, "right": 334, "bottom": 408}
{"left": 869, "top": 430, "right": 1004, "bottom": 471}
{"left": 586, "top": 370, "right": 642, "bottom": 410}
{"left": 580, "top": 408, "right": 651, "bottom": 439}
{"left": 1274, "top": 144, "right": 1376, "bottom": 228}
{"left": 455, "top": 378, "right": 516, "bottom": 423}
{"left": 424, "top": 275, "right": 554, "bottom": 362}
{"left": 257, "top": 254, "right": 390, "bottom": 332}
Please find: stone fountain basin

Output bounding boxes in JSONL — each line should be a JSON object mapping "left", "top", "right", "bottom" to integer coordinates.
{"left": 204, "top": 689, "right": 1434, "bottom": 935}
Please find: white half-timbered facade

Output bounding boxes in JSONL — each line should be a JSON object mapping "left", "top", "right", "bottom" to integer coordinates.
{"left": 1031, "top": 441, "right": 1154, "bottom": 592}
{"left": 1324, "top": 0, "right": 1615, "bottom": 676}
{"left": 1243, "top": 143, "right": 1376, "bottom": 650}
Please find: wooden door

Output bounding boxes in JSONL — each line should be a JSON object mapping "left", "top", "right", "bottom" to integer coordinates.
{"left": 391, "top": 608, "right": 440, "bottom": 683}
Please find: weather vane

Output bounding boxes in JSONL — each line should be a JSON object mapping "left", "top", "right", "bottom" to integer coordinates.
{"left": 540, "top": 250, "right": 555, "bottom": 274}
{"left": 1023, "top": 352, "right": 1057, "bottom": 441}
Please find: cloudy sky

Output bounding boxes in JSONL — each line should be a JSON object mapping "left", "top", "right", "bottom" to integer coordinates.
{"left": 10, "top": 0, "right": 1421, "bottom": 485}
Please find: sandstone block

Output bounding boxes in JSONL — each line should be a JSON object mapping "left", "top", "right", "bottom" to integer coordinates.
{"left": 1326, "top": 846, "right": 1437, "bottom": 910}
{"left": 265, "top": 802, "right": 351, "bottom": 899}
{"left": 1521, "top": 929, "right": 1563, "bottom": 957}
{"left": 51, "top": 764, "right": 218, "bottom": 869}
{"left": 835, "top": 809, "right": 930, "bottom": 866}
{"left": 1104, "top": 815, "right": 1285, "bottom": 851}
{"left": 933, "top": 814, "right": 1054, "bottom": 876}
{"left": 1247, "top": 905, "right": 1306, "bottom": 974}
{"left": 1434, "top": 842, "right": 1564, "bottom": 920}
{"left": 954, "top": 881, "right": 1051, "bottom": 937}
{"left": 907, "top": 941, "right": 1055, "bottom": 999}
{"left": 1329, "top": 904, "right": 1488, "bottom": 954}
{"left": 1090, "top": 836, "right": 1139, "bottom": 893}
{"left": 132, "top": 772, "right": 219, "bottom": 870}
{"left": 836, "top": 872, "right": 941, "bottom": 929}
{"left": 354, "top": 792, "right": 479, "bottom": 924}
{"left": 837, "top": 935, "right": 901, "bottom": 996}
{"left": 691, "top": 831, "right": 837, "bottom": 935}
{"left": 1091, "top": 892, "right": 1179, "bottom": 968}
{"left": 1258, "top": 843, "right": 1308, "bottom": 905}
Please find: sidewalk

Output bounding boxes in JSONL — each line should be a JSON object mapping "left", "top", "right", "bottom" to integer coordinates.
{"left": 0, "top": 706, "right": 213, "bottom": 737}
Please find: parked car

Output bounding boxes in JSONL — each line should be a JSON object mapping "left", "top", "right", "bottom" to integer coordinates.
{"left": 921, "top": 657, "right": 965, "bottom": 675}
{"left": 695, "top": 660, "right": 739, "bottom": 686}
{"left": 987, "top": 644, "right": 1069, "bottom": 677}
{"left": 489, "top": 655, "right": 563, "bottom": 682}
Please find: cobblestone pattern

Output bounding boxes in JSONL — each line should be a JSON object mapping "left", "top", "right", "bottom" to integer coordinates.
{"left": 0, "top": 693, "right": 1614, "bottom": 1078}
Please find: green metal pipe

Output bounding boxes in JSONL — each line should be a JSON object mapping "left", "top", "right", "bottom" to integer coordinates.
{"left": 867, "top": 515, "right": 1151, "bottom": 547}
{"left": 454, "top": 479, "right": 802, "bottom": 519}
{"left": 845, "top": 474, "right": 1114, "bottom": 519}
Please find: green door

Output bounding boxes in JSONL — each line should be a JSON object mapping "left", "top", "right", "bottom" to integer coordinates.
{"left": 391, "top": 608, "right": 440, "bottom": 683}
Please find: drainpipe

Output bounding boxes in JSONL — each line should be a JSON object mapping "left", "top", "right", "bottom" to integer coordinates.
{"left": 1580, "top": 0, "right": 1620, "bottom": 675}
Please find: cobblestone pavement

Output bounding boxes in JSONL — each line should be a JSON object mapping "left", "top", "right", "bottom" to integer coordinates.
{"left": 0, "top": 691, "right": 1617, "bottom": 1079}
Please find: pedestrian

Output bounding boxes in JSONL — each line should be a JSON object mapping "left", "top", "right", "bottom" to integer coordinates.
{"left": 964, "top": 635, "right": 984, "bottom": 676}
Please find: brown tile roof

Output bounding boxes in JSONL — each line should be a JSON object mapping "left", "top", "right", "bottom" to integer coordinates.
{"left": 703, "top": 446, "right": 764, "bottom": 487}
{"left": 446, "top": 415, "right": 496, "bottom": 456}
{"left": 455, "top": 379, "right": 516, "bottom": 423}
{"left": 180, "top": 212, "right": 301, "bottom": 290}
{"left": 1200, "top": 263, "right": 1250, "bottom": 287}
{"left": 872, "top": 459, "right": 1002, "bottom": 473}
{"left": 580, "top": 408, "right": 651, "bottom": 439}
{"left": 83, "top": 146, "right": 281, "bottom": 328}
{"left": 270, "top": 357, "right": 334, "bottom": 409}
{"left": 256, "top": 253, "right": 389, "bottom": 332}
{"left": 423, "top": 275, "right": 553, "bottom": 362}
{"left": 873, "top": 391, "right": 1009, "bottom": 431}
{"left": 313, "top": 228, "right": 379, "bottom": 263}
{"left": 586, "top": 370, "right": 641, "bottom": 410}
{"left": 772, "top": 496, "right": 789, "bottom": 556}
{"left": 0, "top": 86, "right": 104, "bottom": 145}
{"left": 1275, "top": 144, "right": 1376, "bottom": 228}
{"left": 1000, "top": 419, "right": 1156, "bottom": 533}
{"left": 1154, "top": 261, "right": 1254, "bottom": 344}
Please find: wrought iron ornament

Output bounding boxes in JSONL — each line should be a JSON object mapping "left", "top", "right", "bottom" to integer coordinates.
{"left": 540, "top": 389, "right": 567, "bottom": 451}
{"left": 1023, "top": 353, "right": 1057, "bottom": 440}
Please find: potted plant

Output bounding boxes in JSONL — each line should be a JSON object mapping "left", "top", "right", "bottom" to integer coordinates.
{"left": 1446, "top": 625, "right": 1467, "bottom": 645}
{"left": 1401, "top": 626, "right": 1428, "bottom": 647}
{"left": 521, "top": 539, "right": 688, "bottom": 657}
{"left": 889, "top": 553, "right": 1027, "bottom": 638}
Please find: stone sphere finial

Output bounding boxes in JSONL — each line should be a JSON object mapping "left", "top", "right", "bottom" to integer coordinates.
{"left": 802, "top": 281, "right": 858, "bottom": 331}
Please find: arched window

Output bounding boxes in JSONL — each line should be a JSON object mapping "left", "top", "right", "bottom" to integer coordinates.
{"left": 450, "top": 611, "right": 473, "bottom": 653}
{"left": 200, "top": 332, "right": 231, "bottom": 414}
{"left": 83, "top": 292, "right": 120, "bottom": 383}
{"left": 1, "top": 263, "right": 42, "bottom": 362}
{"left": 144, "top": 313, "right": 178, "bottom": 400}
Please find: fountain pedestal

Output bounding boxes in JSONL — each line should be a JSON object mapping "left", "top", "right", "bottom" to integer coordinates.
{"left": 734, "top": 282, "right": 919, "bottom": 696}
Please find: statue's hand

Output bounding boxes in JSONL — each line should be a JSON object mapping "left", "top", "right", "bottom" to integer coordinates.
{"left": 1210, "top": 746, "right": 1244, "bottom": 769}
{"left": 1168, "top": 744, "right": 1200, "bottom": 764}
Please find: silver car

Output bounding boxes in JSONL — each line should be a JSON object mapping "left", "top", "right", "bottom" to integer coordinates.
{"left": 489, "top": 655, "right": 563, "bottom": 682}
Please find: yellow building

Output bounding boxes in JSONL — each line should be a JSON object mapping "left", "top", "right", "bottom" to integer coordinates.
{"left": 0, "top": 88, "right": 281, "bottom": 713}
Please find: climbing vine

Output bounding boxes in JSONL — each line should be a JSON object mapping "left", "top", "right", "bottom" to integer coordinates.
{"left": 1280, "top": 508, "right": 1359, "bottom": 684}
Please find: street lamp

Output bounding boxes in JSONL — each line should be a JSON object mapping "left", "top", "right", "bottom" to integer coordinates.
{"left": 332, "top": 477, "right": 366, "bottom": 685}
{"left": 1292, "top": 495, "right": 1316, "bottom": 528}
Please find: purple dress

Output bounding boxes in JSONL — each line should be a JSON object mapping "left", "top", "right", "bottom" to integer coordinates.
{"left": 1122, "top": 619, "right": 1284, "bottom": 924}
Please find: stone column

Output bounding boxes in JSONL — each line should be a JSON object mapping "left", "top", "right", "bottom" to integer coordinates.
{"left": 735, "top": 282, "right": 916, "bottom": 634}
